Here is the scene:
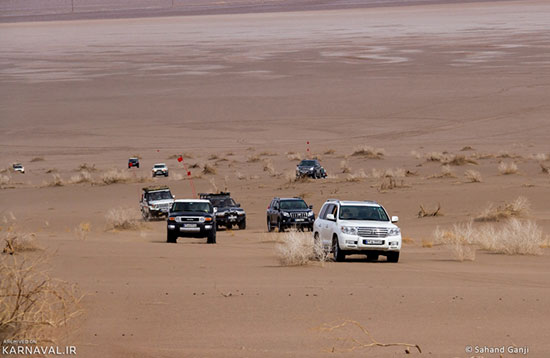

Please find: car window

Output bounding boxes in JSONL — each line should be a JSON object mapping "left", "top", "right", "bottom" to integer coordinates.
{"left": 339, "top": 206, "right": 389, "bottom": 221}
{"left": 172, "top": 202, "right": 212, "bottom": 213}
{"left": 211, "top": 198, "right": 236, "bottom": 207}
{"left": 319, "top": 204, "right": 329, "bottom": 219}
{"left": 280, "top": 200, "right": 308, "bottom": 210}
{"left": 148, "top": 191, "right": 172, "bottom": 201}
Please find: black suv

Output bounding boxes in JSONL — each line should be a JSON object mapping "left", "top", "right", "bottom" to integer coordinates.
{"left": 128, "top": 157, "right": 140, "bottom": 168}
{"left": 267, "top": 197, "right": 315, "bottom": 232}
{"left": 296, "top": 159, "right": 327, "bottom": 179}
{"left": 167, "top": 200, "right": 216, "bottom": 244}
{"left": 199, "top": 192, "right": 246, "bottom": 230}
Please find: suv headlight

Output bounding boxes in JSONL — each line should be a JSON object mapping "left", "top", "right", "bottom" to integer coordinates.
{"left": 388, "top": 227, "right": 401, "bottom": 236}
{"left": 198, "top": 217, "right": 206, "bottom": 223}
{"left": 340, "top": 226, "right": 357, "bottom": 235}
{"left": 216, "top": 212, "right": 225, "bottom": 216}
{"left": 308, "top": 211, "right": 314, "bottom": 217}
{"left": 282, "top": 212, "right": 290, "bottom": 217}
{"left": 238, "top": 211, "right": 245, "bottom": 215}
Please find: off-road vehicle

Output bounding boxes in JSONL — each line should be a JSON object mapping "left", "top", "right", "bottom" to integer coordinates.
{"left": 266, "top": 197, "right": 315, "bottom": 232}
{"left": 295, "top": 159, "right": 327, "bottom": 179}
{"left": 152, "top": 163, "right": 168, "bottom": 177}
{"left": 140, "top": 186, "right": 175, "bottom": 220}
{"left": 167, "top": 199, "right": 216, "bottom": 244}
{"left": 128, "top": 157, "right": 140, "bottom": 168}
{"left": 314, "top": 199, "right": 401, "bottom": 262}
{"left": 199, "top": 192, "right": 246, "bottom": 230}
{"left": 12, "top": 163, "right": 25, "bottom": 174}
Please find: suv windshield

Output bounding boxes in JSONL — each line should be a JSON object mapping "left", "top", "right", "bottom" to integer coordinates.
{"left": 172, "top": 202, "right": 212, "bottom": 213}
{"left": 299, "top": 160, "right": 316, "bottom": 166}
{"left": 211, "top": 198, "right": 236, "bottom": 207}
{"left": 339, "top": 205, "right": 389, "bottom": 221}
{"left": 280, "top": 200, "right": 308, "bottom": 210}
{"left": 148, "top": 191, "right": 172, "bottom": 201}
{"left": 154, "top": 165, "right": 165, "bottom": 168}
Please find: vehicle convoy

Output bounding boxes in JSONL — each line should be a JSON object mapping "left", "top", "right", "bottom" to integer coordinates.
{"left": 296, "top": 159, "right": 327, "bottom": 179}
{"left": 12, "top": 163, "right": 25, "bottom": 174}
{"left": 199, "top": 192, "right": 246, "bottom": 230}
{"left": 167, "top": 199, "right": 216, "bottom": 244}
{"left": 267, "top": 197, "right": 315, "bottom": 232}
{"left": 314, "top": 199, "right": 402, "bottom": 262}
{"left": 140, "top": 186, "right": 175, "bottom": 220}
{"left": 152, "top": 163, "right": 169, "bottom": 177}
{"left": 128, "top": 157, "right": 140, "bottom": 168}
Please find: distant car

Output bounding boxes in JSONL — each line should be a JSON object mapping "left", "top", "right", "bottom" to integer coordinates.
{"left": 314, "top": 199, "right": 402, "bottom": 262}
{"left": 128, "top": 158, "right": 140, "bottom": 168}
{"left": 199, "top": 192, "right": 246, "bottom": 230}
{"left": 296, "top": 159, "right": 326, "bottom": 179}
{"left": 152, "top": 163, "right": 168, "bottom": 177}
{"left": 140, "top": 186, "right": 175, "bottom": 220}
{"left": 266, "top": 197, "right": 315, "bottom": 232}
{"left": 12, "top": 163, "right": 25, "bottom": 174}
{"left": 167, "top": 199, "right": 216, "bottom": 244}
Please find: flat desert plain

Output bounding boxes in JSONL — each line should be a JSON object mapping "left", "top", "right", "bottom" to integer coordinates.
{"left": 1, "top": 1, "right": 550, "bottom": 357}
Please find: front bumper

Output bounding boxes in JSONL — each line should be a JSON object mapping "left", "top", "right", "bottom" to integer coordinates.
{"left": 167, "top": 222, "right": 215, "bottom": 237}
{"left": 339, "top": 232, "right": 401, "bottom": 251}
{"left": 281, "top": 216, "right": 315, "bottom": 227}
{"left": 216, "top": 213, "right": 245, "bottom": 225}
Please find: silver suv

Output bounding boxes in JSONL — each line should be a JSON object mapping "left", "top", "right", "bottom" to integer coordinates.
{"left": 314, "top": 199, "right": 402, "bottom": 262}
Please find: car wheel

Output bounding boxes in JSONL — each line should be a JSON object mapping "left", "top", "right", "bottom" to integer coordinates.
{"left": 207, "top": 229, "right": 216, "bottom": 244}
{"left": 278, "top": 220, "right": 285, "bottom": 233}
{"left": 142, "top": 209, "right": 150, "bottom": 221}
{"left": 332, "top": 236, "right": 346, "bottom": 262}
{"left": 386, "top": 252, "right": 400, "bottom": 263}
{"left": 366, "top": 252, "right": 380, "bottom": 262}
{"left": 267, "top": 218, "right": 273, "bottom": 232}
{"left": 238, "top": 220, "right": 246, "bottom": 230}
{"left": 167, "top": 231, "right": 177, "bottom": 243}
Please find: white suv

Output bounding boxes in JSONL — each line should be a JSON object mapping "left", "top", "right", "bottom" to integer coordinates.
{"left": 314, "top": 199, "right": 402, "bottom": 262}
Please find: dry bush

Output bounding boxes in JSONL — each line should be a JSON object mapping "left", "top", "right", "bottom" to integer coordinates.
{"left": 286, "top": 152, "right": 302, "bottom": 161}
{"left": 446, "top": 154, "right": 478, "bottom": 166}
{"left": 67, "top": 170, "right": 92, "bottom": 184}
{"left": 0, "top": 174, "right": 10, "bottom": 187}
{"left": 105, "top": 208, "right": 142, "bottom": 230}
{"left": 74, "top": 222, "right": 91, "bottom": 240}
{"left": 378, "top": 177, "right": 407, "bottom": 191}
{"left": 540, "top": 163, "right": 549, "bottom": 174}
{"left": 434, "top": 222, "right": 476, "bottom": 261}
{"left": 351, "top": 145, "right": 385, "bottom": 159}
{"left": 30, "top": 157, "right": 45, "bottom": 162}
{"left": 460, "top": 146, "right": 474, "bottom": 151}
{"left": 202, "top": 163, "right": 217, "bottom": 175}
{"left": 475, "top": 197, "right": 530, "bottom": 222}
{"left": 100, "top": 168, "right": 132, "bottom": 184}
{"left": 340, "top": 160, "right": 351, "bottom": 174}
{"left": 497, "top": 151, "right": 521, "bottom": 159}
{"left": 464, "top": 169, "right": 482, "bottom": 183}
{"left": 324, "top": 149, "right": 336, "bottom": 155}
{"left": 208, "top": 154, "right": 219, "bottom": 160}
{"left": 262, "top": 159, "right": 278, "bottom": 176}
{"left": 2, "top": 231, "right": 41, "bottom": 255}
{"left": 421, "top": 239, "right": 433, "bottom": 248}
{"left": 498, "top": 162, "right": 518, "bottom": 175}
{"left": 77, "top": 163, "right": 96, "bottom": 172}
{"left": 410, "top": 150, "right": 422, "bottom": 159}
{"left": 43, "top": 174, "right": 64, "bottom": 187}
{"left": 275, "top": 231, "right": 327, "bottom": 266}
{"left": 418, "top": 203, "right": 442, "bottom": 218}
{"left": 371, "top": 168, "right": 405, "bottom": 179}
{"left": 425, "top": 151, "right": 447, "bottom": 162}
{"left": 189, "top": 162, "right": 201, "bottom": 169}
{"left": 346, "top": 170, "right": 367, "bottom": 182}
{"left": 428, "top": 165, "right": 456, "bottom": 179}
{"left": 259, "top": 151, "right": 276, "bottom": 157}
{"left": 0, "top": 255, "right": 82, "bottom": 343}
{"left": 532, "top": 153, "right": 549, "bottom": 162}
{"left": 45, "top": 168, "right": 57, "bottom": 174}
{"left": 247, "top": 155, "right": 261, "bottom": 163}
{"left": 235, "top": 171, "right": 246, "bottom": 180}
{"left": 402, "top": 237, "right": 415, "bottom": 244}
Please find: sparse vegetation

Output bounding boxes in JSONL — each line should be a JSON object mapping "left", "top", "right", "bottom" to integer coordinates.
{"left": 340, "top": 160, "right": 351, "bottom": 174}
{"left": 77, "top": 163, "right": 97, "bottom": 172}
{"left": 286, "top": 152, "right": 302, "bottom": 161}
{"left": 208, "top": 154, "right": 219, "bottom": 160}
{"left": 68, "top": 170, "right": 92, "bottom": 184}
{"left": 75, "top": 222, "right": 91, "bottom": 240}
{"left": 498, "top": 162, "right": 518, "bottom": 175}
{"left": 262, "top": 159, "right": 278, "bottom": 176}
{"left": 425, "top": 152, "right": 477, "bottom": 165}
{"left": 43, "top": 174, "right": 64, "bottom": 187}
{"left": 247, "top": 155, "right": 261, "bottom": 163}
{"left": 475, "top": 197, "right": 530, "bottom": 222}
{"left": 100, "top": 169, "right": 131, "bottom": 184}
{"left": 275, "top": 231, "right": 327, "bottom": 266}
{"left": 346, "top": 170, "right": 367, "bottom": 182}
{"left": 351, "top": 145, "right": 385, "bottom": 159}
{"left": 323, "top": 149, "right": 336, "bottom": 155}
{"left": 378, "top": 177, "right": 407, "bottom": 191}
{"left": 540, "top": 163, "right": 549, "bottom": 174}
{"left": 434, "top": 222, "right": 476, "bottom": 261}
{"left": 2, "top": 223, "right": 41, "bottom": 255}
{"left": 418, "top": 203, "right": 442, "bottom": 218}
{"left": 421, "top": 239, "right": 433, "bottom": 248}
{"left": 105, "top": 208, "right": 142, "bottom": 230}
{"left": 532, "top": 153, "right": 549, "bottom": 162}
{"left": 30, "top": 157, "right": 45, "bottom": 162}
{"left": 464, "top": 169, "right": 482, "bottom": 183}
{"left": 202, "top": 163, "right": 217, "bottom": 175}
{"left": 428, "top": 165, "right": 456, "bottom": 179}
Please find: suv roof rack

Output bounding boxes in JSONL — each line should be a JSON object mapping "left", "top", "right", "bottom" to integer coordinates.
{"left": 199, "top": 192, "right": 231, "bottom": 198}
{"left": 326, "top": 199, "right": 339, "bottom": 202}
{"left": 142, "top": 186, "right": 170, "bottom": 192}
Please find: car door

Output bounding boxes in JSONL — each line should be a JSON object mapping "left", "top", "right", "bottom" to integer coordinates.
{"left": 326, "top": 204, "right": 339, "bottom": 242}
{"left": 319, "top": 204, "right": 335, "bottom": 245}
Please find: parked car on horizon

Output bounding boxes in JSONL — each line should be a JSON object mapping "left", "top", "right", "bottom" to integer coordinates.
{"left": 128, "top": 157, "right": 140, "bottom": 168}
{"left": 295, "top": 159, "right": 326, "bottom": 179}
{"left": 12, "top": 163, "right": 25, "bottom": 174}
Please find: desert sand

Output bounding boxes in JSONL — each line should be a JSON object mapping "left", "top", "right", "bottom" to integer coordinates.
{"left": 1, "top": 0, "right": 550, "bottom": 357}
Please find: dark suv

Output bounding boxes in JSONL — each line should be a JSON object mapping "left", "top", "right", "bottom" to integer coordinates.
{"left": 267, "top": 197, "right": 315, "bottom": 232}
{"left": 296, "top": 159, "right": 327, "bottom": 179}
{"left": 167, "top": 200, "right": 216, "bottom": 244}
{"left": 199, "top": 192, "right": 246, "bottom": 230}
{"left": 128, "top": 157, "right": 140, "bottom": 168}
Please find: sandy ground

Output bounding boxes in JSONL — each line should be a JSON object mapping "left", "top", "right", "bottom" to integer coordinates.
{"left": 1, "top": 0, "right": 550, "bottom": 357}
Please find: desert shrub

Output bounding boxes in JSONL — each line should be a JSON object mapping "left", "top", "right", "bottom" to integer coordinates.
{"left": 428, "top": 165, "right": 456, "bottom": 179}
{"left": 275, "top": 231, "right": 327, "bottom": 266}
{"left": 324, "top": 149, "right": 336, "bottom": 155}
{"left": 30, "top": 157, "right": 45, "bottom": 162}
{"left": 74, "top": 222, "right": 91, "bottom": 240}
{"left": 235, "top": 171, "right": 246, "bottom": 180}
{"left": 378, "top": 177, "right": 407, "bottom": 191}
{"left": 346, "top": 170, "right": 367, "bottom": 182}
{"left": 43, "top": 174, "right": 64, "bottom": 187}
{"left": 105, "top": 208, "right": 142, "bottom": 230}
{"left": 464, "top": 169, "right": 482, "bottom": 183}
{"left": 0, "top": 255, "right": 82, "bottom": 342}
{"left": 371, "top": 168, "right": 406, "bottom": 179}
{"left": 421, "top": 239, "right": 433, "bottom": 248}
{"left": 446, "top": 154, "right": 478, "bottom": 166}
{"left": 2, "top": 226, "right": 41, "bottom": 255}
{"left": 410, "top": 150, "right": 422, "bottom": 159}
{"left": 460, "top": 146, "right": 474, "bottom": 151}
{"left": 498, "top": 162, "right": 518, "bottom": 175}
{"left": 208, "top": 154, "right": 219, "bottom": 160}
{"left": 45, "top": 168, "right": 57, "bottom": 174}
{"left": 475, "top": 197, "right": 530, "bottom": 222}
{"left": 262, "top": 159, "right": 278, "bottom": 176}
{"left": 0, "top": 175, "right": 10, "bottom": 187}
{"left": 259, "top": 151, "right": 276, "bottom": 157}
{"left": 532, "top": 153, "right": 549, "bottom": 162}
{"left": 418, "top": 203, "right": 442, "bottom": 218}
{"left": 202, "top": 163, "right": 217, "bottom": 175}
{"left": 246, "top": 155, "right": 261, "bottom": 163}
{"left": 340, "top": 160, "right": 351, "bottom": 174}
{"left": 68, "top": 170, "right": 92, "bottom": 184}
{"left": 286, "top": 152, "right": 302, "bottom": 161}
{"left": 434, "top": 222, "right": 476, "bottom": 261}
{"left": 541, "top": 163, "right": 549, "bottom": 174}
{"left": 100, "top": 169, "right": 131, "bottom": 184}
{"left": 77, "top": 163, "right": 97, "bottom": 172}
{"left": 351, "top": 146, "right": 385, "bottom": 159}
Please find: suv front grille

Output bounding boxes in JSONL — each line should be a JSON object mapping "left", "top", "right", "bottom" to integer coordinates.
{"left": 357, "top": 227, "right": 388, "bottom": 238}
{"left": 290, "top": 212, "right": 308, "bottom": 219}
{"left": 175, "top": 217, "right": 201, "bottom": 223}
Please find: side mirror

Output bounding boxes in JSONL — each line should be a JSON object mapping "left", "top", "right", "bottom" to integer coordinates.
{"left": 391, "top": 216, "right": 399, "bottom": 223}
{"left": 326, "top": 213, "right": 335, "bottom": 221}
{"left": 213, "top": 207, "right": 218, "bottom": 213}
{"left": 308, "top": 205, "right": 313, "bottom": 209}
{"left": 237, "top": 203, "right": 241, "bottom": 207}
{"left": 172, "top": 195, "right": 175, "bottom": 199}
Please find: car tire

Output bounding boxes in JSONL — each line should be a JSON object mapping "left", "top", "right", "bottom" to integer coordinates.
{"left": 278, "top": 220, "right": 285, "bottom": 233}
{"left": 386, "top": 252, "right": 400, "bottom": 263}
{"left": 332, "top": 236, "right": 346, "bottom": 262}
{"left": 142, "top": 209, "right": 151, "bottom": 221}
{"left": 238, "top": 220, "right": 246, "bottom": 230}
{"left": 267, "top": 218, "right": 273, "bottom": 232}
{"left": 206, "top": 229, "right": 216, "bottom": 244}
{"left": 366, "top": 252, "right": 380, "bottom": 262}
{"left": 167, "top": 231, "right": 177, "bottom": 243}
